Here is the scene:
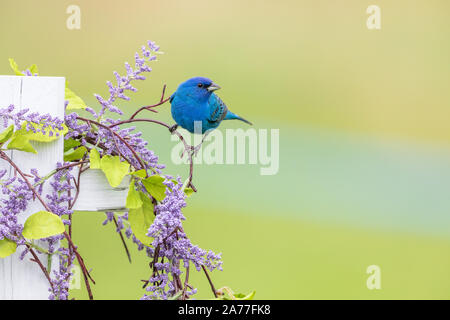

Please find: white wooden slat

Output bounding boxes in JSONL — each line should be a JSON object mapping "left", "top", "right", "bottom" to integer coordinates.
{"left": 0, "top": 76, "right": 65, "bottom": 300}
{"left": 0, "top": 75, "right": 130, "bottom": 300}
{"left": 72, "top": 169, "right": 130, "bottom": 212}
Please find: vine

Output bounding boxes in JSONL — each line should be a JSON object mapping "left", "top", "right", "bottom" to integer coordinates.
{"left": 0, "top": 41, "right": 254, "bottom": 300}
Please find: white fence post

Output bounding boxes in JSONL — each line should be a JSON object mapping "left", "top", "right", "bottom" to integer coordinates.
{"left": 0, "top": 75, "right": 130, "bottom": 300}
{"left": 0, "top": 75, "right": 65, "bottom": 299}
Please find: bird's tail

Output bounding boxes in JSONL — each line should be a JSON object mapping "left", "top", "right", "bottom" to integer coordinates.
{"left": 225, "top": 111, "right": 253, "bottom": 125}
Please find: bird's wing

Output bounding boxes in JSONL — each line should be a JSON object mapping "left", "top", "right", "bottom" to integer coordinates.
{"left": 208, "top": 94, "right": 228, "bottom": 124}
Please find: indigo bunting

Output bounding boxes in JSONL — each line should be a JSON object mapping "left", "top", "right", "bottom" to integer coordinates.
{"left": 170, "top": 77, "right": 252, "bottom": 134}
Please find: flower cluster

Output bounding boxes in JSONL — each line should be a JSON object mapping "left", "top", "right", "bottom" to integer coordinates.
{"left": 49, "top": 247, "right": 74, "bottom": 301}
{"left": 45, "top": 163, "right": 76, "bottom": 254}
{"left": 46, "top": 163, "right": 75, "bottom": 220}
{"left": 141, "top": 177, "right": 222, "bottom": 300}
{"left": 0, "top": 104, "right": 65, "bottom": 135}
{"left": 0, "top": 173, "right": 32, "bottom": 245}
{"left": 94, "top": 40, "right": 161, "bottom": 118}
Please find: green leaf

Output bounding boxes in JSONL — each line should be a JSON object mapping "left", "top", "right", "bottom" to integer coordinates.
{"left": 65, "top": 87, "right": 87, "bottom": 110}
{"left": 100, "top": 155, "right": 130, "bottom": 188}
{"left": 7, "top": 135, "right": 37, "bottom": 153}
{"left": 64, "top": 138, "right": 81, "bottom": 152}
{"left": 142, "top": 175, "right": 167, "bottom": 202}
{"left": 0, "top": 238, "right": 17, "bottom": 258}
{"left": 64, "top": 146, "right": 87, "bottom": 162}
{"left": 168, "top": 291, "right": 184, "bottom": 300}
{"left": 130, "top": 169, "right": 147, "bottom": 178}
{"left": 235, "top": 291, "right": 256, "bottom": 300}
{"left": 6, "top": 122, "right": 67, "bottom": 154}
{"left": 21, "top": 123, "right": 68, "bottom": 142}
{"left": 184, "top": 187, "right": 194, "bottom": 197}
{"left": 128, "top": 192, "right": 155, "bottom": 246}
{"left": 9, "top": 58, "right": 24, "bottom": 76}
{"left": 126, "top": 181, "right": 143, "bottom": 209}
{"left": 22, "top": 211, "right": 65, "bottom": 240}
{"left": 176, "top": 178, "right": 194, "bottom": 197}
{"left": 28, "top": 64, "right": 39, "bottom": 75}
{"left": 216, "top": 287, "right": 256, "bottom": 300}
{"left": 12, "top": 122, "right": 68, "bottom": 143}
{"left": 0, "top": 125, "right": 15, "bottom": 144}
{"left": 89, "top": 149, "right": 101, "bottom": 169}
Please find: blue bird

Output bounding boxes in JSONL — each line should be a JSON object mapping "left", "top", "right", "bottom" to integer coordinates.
{"left": 169, "top": 77, "right": 252, "bottom": 135}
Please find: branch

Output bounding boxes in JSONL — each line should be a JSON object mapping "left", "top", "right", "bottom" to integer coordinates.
{"left": 112, "top": 216, "right": 132, "bottom": 263}
{"left": 26, "top": 245, "right": 54, "bottom": 290}
{"left": 129, "top": 85, "right": 169, "bottom": 119}
{"left": 182, "top": 263, "right": 190, "bottom": 300}
{"left": 202, "top": 265, "right": 218, "bottom": 298}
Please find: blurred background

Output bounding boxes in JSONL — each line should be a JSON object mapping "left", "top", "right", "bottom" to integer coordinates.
{"left": 1, "top": 0, "right": 450, "bottom": 299}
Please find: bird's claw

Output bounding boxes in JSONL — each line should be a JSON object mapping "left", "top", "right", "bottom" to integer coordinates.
{"left": 192, "top": 144, "right": 202, "bottom": 157}
{"left": 180, "top": 144, "right": 202, "bottom": 159}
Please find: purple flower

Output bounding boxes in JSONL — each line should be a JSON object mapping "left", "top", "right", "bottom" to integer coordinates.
{"left": 142, "top": 177, "right": 223, "bottom": 299}
{"left": 93, "top": 41, "right": 161, "bottom": 119}
{"left": 0, "top": 104, "right": 64, "bottom": 133}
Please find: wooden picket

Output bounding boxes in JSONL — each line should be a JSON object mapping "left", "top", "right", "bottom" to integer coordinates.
{"left": 0, "top": 76, "right": 127, "bottom": 299}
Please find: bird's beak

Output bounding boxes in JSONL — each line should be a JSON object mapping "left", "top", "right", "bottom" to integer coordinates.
{"left": 207, "top": 83, "right": 221, "bottom": 91}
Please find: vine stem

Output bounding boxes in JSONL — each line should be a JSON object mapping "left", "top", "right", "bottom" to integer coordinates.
{"left": 129, "top": 84, "right": 169, "bottom": 120}
{"left": 32, "top": 161, "right": 89, "bottom": 192}
{"left": 63, "top": 231, "right": 95, "bottom": 300}
{"left": 0, "top": 150, "right": 95, "bottom": 300}
{"left": 112, "top": 216, "right": 132, "bottom": 263}
{"left": 202, "top": 265, "right": 218, "bottom": 298}
{"left": 65, "top": 159, "right": 96, "bottom": 299}
{"left": 68, "top": 160, "right": 84, "bottom": 211}
{"left": 182, "top": 264, "right": 190, "bottom": 300}
{"left": 26, "top": 244, "right": 54, "bottom": 290}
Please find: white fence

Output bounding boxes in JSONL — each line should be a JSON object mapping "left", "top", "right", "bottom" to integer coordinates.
{"left": 0, "top": 76, "right": 128, "bottom": 299}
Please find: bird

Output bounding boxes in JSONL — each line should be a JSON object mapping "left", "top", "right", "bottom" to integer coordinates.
{"left": 169, "top": 77, "right": 252, "bottom": 135}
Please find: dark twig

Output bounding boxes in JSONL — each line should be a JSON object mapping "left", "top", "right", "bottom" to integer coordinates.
{"left": 182, "top": 264, "right": 190, "bottom": 300}
{"left": 27, "top": 245, "right": 54, "bottom": 290}
{"left": 56, "top": 160, "right": 89, "bottom": 172}
{"left": 63, "top": 231, "right": 95, "bottom": 300}
{"left": 202, "top": 265, "right": 218, "bottom": 298}
{"left": 68, "top": 157, "right": 85, "bottom": 211}
{"left": 130, "top": 85, "right": 169, "bottom": 119}
{"left": 112, "top": 216, "right": 132, "bottom": 263}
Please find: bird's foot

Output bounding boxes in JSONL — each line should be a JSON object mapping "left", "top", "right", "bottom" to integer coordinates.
{"left": 180, "top": 144, "right": 192, "bottom": 159}
{"left": 169, "top": 124, "right": 178, "bottom": 134}
{"left": 180, "top": 144, "right": 202, "bottom": 159}
{"left": 192, "top": 144, "right": 202, "bottom": 157}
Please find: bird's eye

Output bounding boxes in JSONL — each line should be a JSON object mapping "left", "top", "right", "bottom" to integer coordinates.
{"left": 197, "top": 83, "right": 203, "bottom": 88}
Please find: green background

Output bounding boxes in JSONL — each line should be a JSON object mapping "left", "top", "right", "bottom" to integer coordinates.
{"left": 1, "top": 0, "right": 450, "bottom": 299}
